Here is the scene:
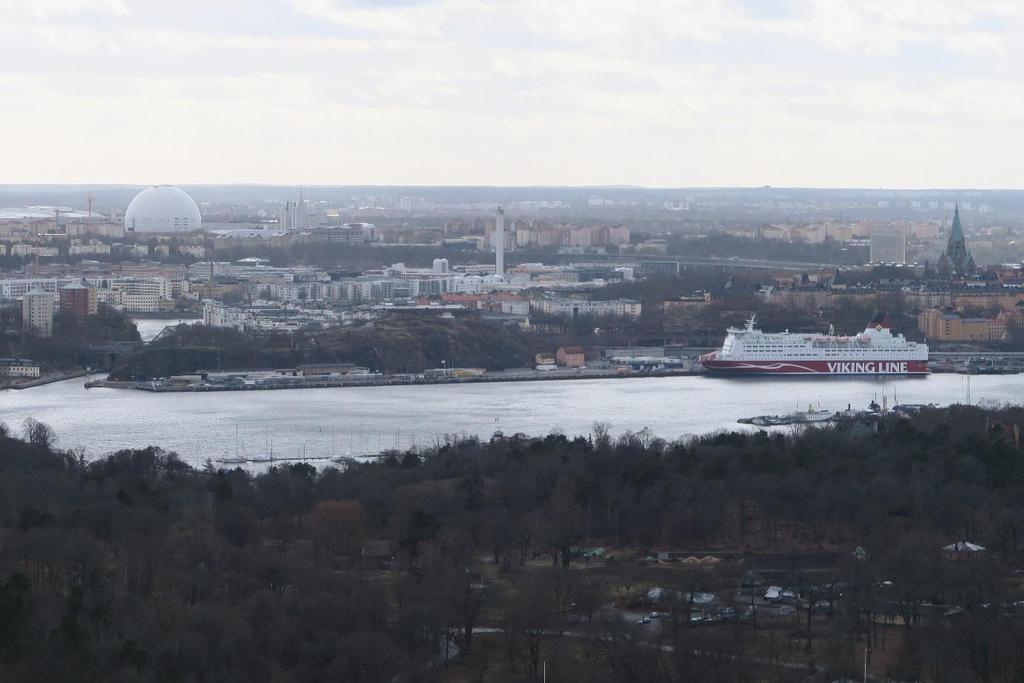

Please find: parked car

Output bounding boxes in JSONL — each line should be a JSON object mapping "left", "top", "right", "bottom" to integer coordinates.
{"left": 764, "top": 586, "right": 798, "bottom": 603}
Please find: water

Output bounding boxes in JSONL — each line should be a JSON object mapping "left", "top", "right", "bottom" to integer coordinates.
{"left": 0, "top": 374, "right": 1019, "bottom": 464}
{"left": 132, "top": 317, "right": 202, "bottom": 343}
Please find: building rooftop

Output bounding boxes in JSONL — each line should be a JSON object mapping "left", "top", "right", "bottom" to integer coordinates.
{"left": 0, "top": 206, "right": 100, "bottom": 221}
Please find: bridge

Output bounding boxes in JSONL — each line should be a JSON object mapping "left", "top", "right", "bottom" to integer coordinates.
{"left": 553, "top": 253, "right": 843, "bottom": 272}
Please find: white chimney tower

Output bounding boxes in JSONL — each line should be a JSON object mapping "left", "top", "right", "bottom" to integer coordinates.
{"left": 495, "top": 205, "right": 505, "bottom": 278}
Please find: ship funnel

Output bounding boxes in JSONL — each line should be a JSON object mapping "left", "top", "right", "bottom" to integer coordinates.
{"left": 870, "top": 311, "right": 892, "bottom": 329}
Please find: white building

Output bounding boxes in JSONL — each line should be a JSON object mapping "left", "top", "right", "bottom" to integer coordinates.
{"left": 22, "top": 288, "right": 54, "bottom": 337}
{"left": 534, "top": 298, "right": 642, "bottom": 318}
{"left": 124, "top": 186, "right": 202, "bottom": 233}
{"left": 250, "top": 282, "right": 301, "bottom": 301}
{"left": 121, "top": 295, "right": 172, "bottom": 312}
{"left": 448, "top": 275, "right": 504, "bottom": 294}
{"left": 495, "top": 206, "right": 505, "bottom": 278}
{"left": 0, "top": 358, "right": 40, "bottom": 378}
{"left": 110, "top": 277, "right": 175, "bottom": 312}
{"left": 189, "top": 261, "right": 235, "bottom": 279}
{"left": 281, "top": 200, "right": 313, "bottom": 231}
{"left": 113, "top": 277, "right": 172, "bottom": 299}
{"left": 870, "top": 225, "right": 908, "bottom": 264}
{"left": 178, "top": 245, "right": 207, "bottom": 259}
{"left": 308, "top": 223, "right": 375, "bottom": 244}
{"left": 96, "top": 289, "right": 124, "bottom": 308}
{"left": 64, "top": 222, "right": 124, "bottom": 238}
{"left": 69, "top": 242, "right": 112, "bottom": 256}
{"left": 204, "top": 300, "right": 250, "bottom": 329}
{"left": 121, "top": 244, "right": 149, "bottom": 257}
{"left": 1, "top": 278, "right": 69, "bottom": 299}
{"left": 203, "top": 299, "right": 338, "bottom": 331}
{"left": 10, "top": 244, "right": 58, "bottom": 258}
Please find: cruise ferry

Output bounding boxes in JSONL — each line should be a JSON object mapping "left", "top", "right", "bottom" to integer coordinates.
{"left": 699, "top": 316, "right": 929, "bottom": 376}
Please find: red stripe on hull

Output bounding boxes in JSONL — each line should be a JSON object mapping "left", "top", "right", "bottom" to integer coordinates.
{"left": 699, "top": 353, "right": 928, "bottom": 375}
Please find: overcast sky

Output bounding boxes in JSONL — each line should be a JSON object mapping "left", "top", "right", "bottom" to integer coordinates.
{"left": 2, "top": 0, "right": 1023, "bottom": 188}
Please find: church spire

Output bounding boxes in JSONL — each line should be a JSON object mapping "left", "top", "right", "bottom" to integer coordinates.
{"left": 950, "top": 204, "right": 964, "bottom": 242}
{"left": 936, "top": 203, "right": 974, "bottom": 277}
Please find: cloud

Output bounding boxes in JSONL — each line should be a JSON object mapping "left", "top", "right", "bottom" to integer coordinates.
{"left": 290, "top": 0, "right": 449, "bottom": 37}
{"left": 0, "top": 0, "right": 129, "bottom": 20}
{"left": 0, "top": 0, "right": 1021, "bottom": 186}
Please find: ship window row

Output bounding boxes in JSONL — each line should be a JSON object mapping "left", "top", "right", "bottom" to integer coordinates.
{"left": 739, "top": 351, "right": 912, "bottom": 357}
{"left": 740, "top": 348, "right": 912, "bottom": 354}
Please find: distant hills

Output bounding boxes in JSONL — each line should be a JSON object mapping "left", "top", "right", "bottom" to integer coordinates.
{"left": 3, "top": 184, "right": 1024, "bottom": 220}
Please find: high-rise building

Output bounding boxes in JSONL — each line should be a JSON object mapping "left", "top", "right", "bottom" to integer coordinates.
{"left": 59, "top": 282, "right": 98, "bottom": 323}
{"left": 22, "top": 288, "right": 54, "bottom": 337}
{"left": 495, "top": 206, "right": 505, "bottom": 278}
{"left": 281, "top": 199, "right": 313, "bottom": 231}
{"left": 870, "top": 225, "right": 907, "bottom": 264}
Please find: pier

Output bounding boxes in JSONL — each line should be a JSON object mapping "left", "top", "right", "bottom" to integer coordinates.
{"left": 85, "top": 366, "right": 702, "bottom": 392}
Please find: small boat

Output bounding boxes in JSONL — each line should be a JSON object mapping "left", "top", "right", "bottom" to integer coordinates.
{"left": 892, "top": 403, "right": 935, "bottom": 416}
{"left": 215, "top": 454, "right": 332, "bottom": 466}
{"left": 794, "top": 408, "right": 836, "bottom": 423}
{"left": 739, "top": 406, "right": 835, "bottom": 427}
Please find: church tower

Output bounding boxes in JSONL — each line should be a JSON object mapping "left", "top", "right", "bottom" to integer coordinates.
{"left": 936, "top": 205, "right": 976, "bottom": 277}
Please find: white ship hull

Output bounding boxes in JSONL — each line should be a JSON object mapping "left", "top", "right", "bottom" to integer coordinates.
{"left": 700, "top": 317, "right": 929, "bottom": 377}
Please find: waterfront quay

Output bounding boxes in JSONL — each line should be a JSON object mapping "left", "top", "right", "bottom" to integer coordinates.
{"left": 929, "top": 351, "right": 1024, "bottom": 374}
{"left": 86, "top": 365, "right": 700, "bottom": 392}
{"left": 1, "top": 369, "right": 90, "bottom": 390}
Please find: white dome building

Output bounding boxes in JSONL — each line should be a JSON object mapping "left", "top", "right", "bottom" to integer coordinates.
{"left": 124, "top": 185, "right": 201, "bottom": 233}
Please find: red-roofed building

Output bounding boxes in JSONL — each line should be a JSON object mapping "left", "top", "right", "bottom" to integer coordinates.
{"left": 556, "top": 346, "right": 585, "bottom": 368}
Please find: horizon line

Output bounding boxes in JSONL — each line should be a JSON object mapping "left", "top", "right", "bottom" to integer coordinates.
{"left": 1, "top": 183, "right": 1023, "bottom": 193}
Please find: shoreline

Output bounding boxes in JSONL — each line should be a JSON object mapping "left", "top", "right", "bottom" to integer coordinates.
{"left": 86, "top": 368, "right": 703, "bottom": 392}
{"left": 72, "top": 366, "right": 1020, "bottom": 394}
{"left": 3, "top": 373, "right": 1020, "bottom": 466}
{"left": 1, "top": 370, "right": 91, "bottom": 391}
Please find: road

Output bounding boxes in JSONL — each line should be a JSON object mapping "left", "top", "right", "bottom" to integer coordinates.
{"left": 470, "top": 623, "right": 879, "bottom": 679}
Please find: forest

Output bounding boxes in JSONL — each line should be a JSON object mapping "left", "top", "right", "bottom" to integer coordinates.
{"left": 0, "top": 305, "right": 141, "bottom": 370}
{"left": 108, "top": 318, "right": 540, "bottom": 380}
{"left": 666, "top": 233, "right": 870, "bottom": 266}
{"left": 2, "top": 406, "right": 1024, "bottom": 681}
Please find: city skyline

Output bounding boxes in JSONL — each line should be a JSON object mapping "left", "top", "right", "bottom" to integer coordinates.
{"left": 3, "top": 1, "right": 1024, "bottom": 188}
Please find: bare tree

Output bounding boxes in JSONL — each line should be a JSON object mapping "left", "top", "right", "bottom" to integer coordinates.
{"left": 22, "top": 418, "right": 55, "bottom": 450}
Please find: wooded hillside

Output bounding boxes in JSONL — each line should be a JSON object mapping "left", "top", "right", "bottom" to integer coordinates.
{"left": 2, "top": 408, "right": 1024, "bottom": 680}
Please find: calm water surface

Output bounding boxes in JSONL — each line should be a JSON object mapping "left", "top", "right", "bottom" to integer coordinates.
{"left": 0, "top": 374, "right": 1021, "bottom": 463}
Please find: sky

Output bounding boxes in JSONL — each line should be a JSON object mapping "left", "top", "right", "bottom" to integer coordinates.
{"left": 2, "top": 0, "right": 1023, "bottom": 188}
